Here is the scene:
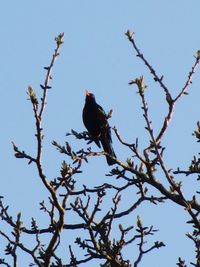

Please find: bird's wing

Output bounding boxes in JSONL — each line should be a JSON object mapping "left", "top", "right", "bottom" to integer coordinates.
{"left": 96, "top": 104, "right": 112, "bottom": 143}
{"left": 82, "top": 104, "right": 102, "bottom": 148}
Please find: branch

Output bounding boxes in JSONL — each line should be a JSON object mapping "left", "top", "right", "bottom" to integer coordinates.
{"left": 174, "top": 53, "right": 200, "bottom": 102}
{"left": 127, "top": 31, "right": 200, "bottom": 147}
{"left": 39, "top": 33, "right": 64, "bottom": 119}
{"left": 16, "top": 33, "right": 65, "bottom": 266}
{"left": 126, "top": 30, "right": 172, "bottom": 100}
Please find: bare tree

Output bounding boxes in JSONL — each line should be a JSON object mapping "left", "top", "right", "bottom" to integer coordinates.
{"left": 0, "top": 31, "right": 200, "bottom": 267}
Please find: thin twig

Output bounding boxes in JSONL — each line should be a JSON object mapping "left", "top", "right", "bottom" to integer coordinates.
{"left": 39, "top": 33, "right": 64, "bottom": 120}
{"left": 126, "top": 30, "right": 172, "bottom": 100}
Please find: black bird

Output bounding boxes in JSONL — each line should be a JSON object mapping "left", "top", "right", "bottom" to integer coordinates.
{"left": 82, "top": 89, "right": 116, "bottom": 165}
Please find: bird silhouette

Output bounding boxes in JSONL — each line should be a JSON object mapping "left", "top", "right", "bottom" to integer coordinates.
{"left": 82, "top": 89, "right": 116, "bottom": 165}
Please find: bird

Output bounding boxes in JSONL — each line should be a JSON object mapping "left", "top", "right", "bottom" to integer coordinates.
{"left": 82, "top": 89, "right": 116, "bottom": 165}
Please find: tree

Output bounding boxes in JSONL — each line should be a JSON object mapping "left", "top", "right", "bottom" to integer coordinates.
{"left": 0, "top": 31, "right": 200, "bottom": 267}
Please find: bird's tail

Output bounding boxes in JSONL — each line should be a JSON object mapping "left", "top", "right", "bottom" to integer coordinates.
{"left": 101, "top": 138, "right": 116, "bottom": 165}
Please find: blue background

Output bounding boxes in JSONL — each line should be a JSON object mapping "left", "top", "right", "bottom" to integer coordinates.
{"left": 1, "top": 1, "right": 200, "bottom": 266}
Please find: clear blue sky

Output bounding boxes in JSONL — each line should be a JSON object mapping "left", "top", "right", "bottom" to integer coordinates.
{"left": 1, "top": 1, "right": 200, "bottom": 266}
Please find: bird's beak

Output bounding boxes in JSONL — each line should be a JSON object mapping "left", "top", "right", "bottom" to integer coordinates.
{"left": 86, "top": 89, "right": 90, "bottom": 96}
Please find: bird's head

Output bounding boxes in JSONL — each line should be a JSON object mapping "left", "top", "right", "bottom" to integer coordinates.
{"left": 85, "top": 89, "right": 96, "bottom": 102}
